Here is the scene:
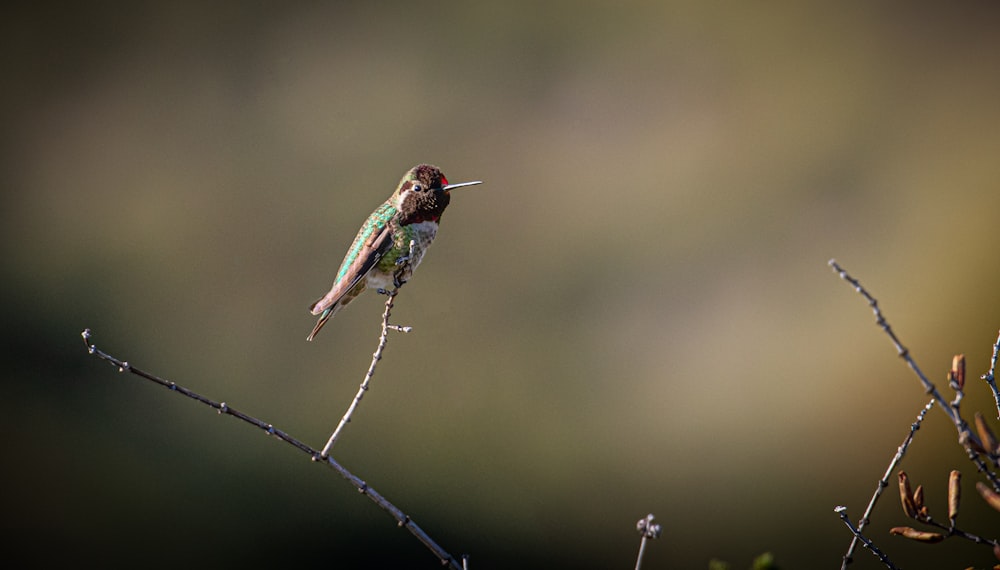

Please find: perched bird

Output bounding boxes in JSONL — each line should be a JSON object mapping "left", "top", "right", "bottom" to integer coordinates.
{"left": 307, "top": 164, "right": 482, "bottom": 341}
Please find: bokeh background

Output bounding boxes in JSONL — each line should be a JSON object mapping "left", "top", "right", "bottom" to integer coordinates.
{"left": 4, "top": 2, "right": 1000, "bottom": 568}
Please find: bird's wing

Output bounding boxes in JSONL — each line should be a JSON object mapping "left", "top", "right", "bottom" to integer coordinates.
{"left": 309, "top": 222, "right": 393, "bottom": 315}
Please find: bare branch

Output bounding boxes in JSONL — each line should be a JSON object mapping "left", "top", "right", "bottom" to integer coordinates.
{"left": 828, "top": 260, "right": 988, "bottom": 455}
{"left": 841, "top": 400, "right": 933, "bottom": 569}
{"left": 80, "top": 328, "right": 464, "bottom": 570}
{"left": 834, "top": 506, "right": 898, "bottom": 569}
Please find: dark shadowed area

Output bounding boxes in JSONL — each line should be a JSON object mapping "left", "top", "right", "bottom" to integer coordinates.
{"left": 4, "top": 2, "right": 1000, "bottom": 568}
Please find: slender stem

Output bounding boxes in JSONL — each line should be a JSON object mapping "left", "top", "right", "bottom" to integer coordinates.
{"left": 834, "top": 506, "right": 898, "bottom": 570}
{"left": 828, "top": 260, "right": 984, "bottom": 449}
{"left": 982, "top": 330, "right": 1000, "bottom": 419}
{"left": 634, "top": 536, "right": 650, "bottom": 570}
{"left": 910, "top": 513, "right": 1000, "bottom": 549}
{"left": 80, "top": 329, "right": 463, "bottom": 570}
{"left": 841, "top": 400, "right": 934, "bottom": 569}
{"left": 321, "top": 287, "right": 407, "bottom": 456}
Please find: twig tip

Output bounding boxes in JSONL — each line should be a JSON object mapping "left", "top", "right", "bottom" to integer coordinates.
{"left": 81, "top": 328, "right": 96, "bottom": 353}
{"left": 636, "top": 514, "right": 662, "bottom": 539}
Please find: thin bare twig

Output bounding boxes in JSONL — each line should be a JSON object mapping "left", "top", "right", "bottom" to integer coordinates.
{"left": 841, "top": 400, "right": 934, "bottom": 569}
{"left": 80, "top": 329, "right": 464, "bottom": 570}
{"left": 903, "top": 511, "right": 1000, "bottom": 549}
{"left": 834, "top": 506, "right": 898, "bottom": 569}
{"left": 320, "top": 287, "right": 409, "bottom": 456}
{"left": 982, "top": 330, "right": 1000, "bottom": 419}
{"left": 828, "top": 260, "right": 985, "bottom": 451}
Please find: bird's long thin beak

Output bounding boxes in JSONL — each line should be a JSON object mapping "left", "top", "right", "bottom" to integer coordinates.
{"left": 443, "top": 180, "right": 483, "bottom": 191}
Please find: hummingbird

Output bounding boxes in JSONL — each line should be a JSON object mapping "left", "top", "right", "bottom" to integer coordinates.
{"left": 306, "top": 164, "right": 482, "bottom": 341}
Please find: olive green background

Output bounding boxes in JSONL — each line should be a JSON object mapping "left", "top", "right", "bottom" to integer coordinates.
{"left": 4, "top": 2, "right": 1000, "bottom": 568}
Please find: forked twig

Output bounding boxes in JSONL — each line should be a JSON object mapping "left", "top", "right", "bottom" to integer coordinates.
{"left": 830, "top": 259, "right": 1000, "bottom": 565}
{"left": 828, "top": 260, "right": 984, "bottom": 450}
{"left": 80, "top": 329, "right": 464, "bottom": 570}
{"left": 841, "top": 400, "right": 934, "bottom": 569}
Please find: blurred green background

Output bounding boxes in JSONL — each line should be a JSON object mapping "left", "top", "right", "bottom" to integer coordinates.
{"left": 4, "top": 1, "right": 1000, "bottom": 568}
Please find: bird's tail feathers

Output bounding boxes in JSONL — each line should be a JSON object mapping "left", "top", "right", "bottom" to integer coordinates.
{"left": 306, "top": 308, "right": 333, "bottom": 341}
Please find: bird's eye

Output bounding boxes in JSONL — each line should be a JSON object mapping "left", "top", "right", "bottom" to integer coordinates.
{"left": 412, "top": 183, "right": 423, "bottom": 192}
